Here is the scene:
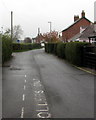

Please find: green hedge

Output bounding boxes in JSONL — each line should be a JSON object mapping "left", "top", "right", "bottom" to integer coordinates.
{"left": 45, "top": 42, "right": 89, "bottom": 66}
{"left": 12, "top": 43, "right": 41, "bottom": 51}
{"left": 2, "top": 35, "right": 12, "bottom": 63}
{"left": 65, "top": 42, "right": 89, "bottom": 66}
{"left": 57, "top": 43, "right": 66, "bottom": 58}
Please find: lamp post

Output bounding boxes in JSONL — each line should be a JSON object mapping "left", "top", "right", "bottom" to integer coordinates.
{"left": 48, "top": 21, "right": 52, "bottom": 33}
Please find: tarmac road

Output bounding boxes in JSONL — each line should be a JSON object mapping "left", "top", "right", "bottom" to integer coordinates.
{"left": 2, "top": 49, "right": 94, "bottom": 118}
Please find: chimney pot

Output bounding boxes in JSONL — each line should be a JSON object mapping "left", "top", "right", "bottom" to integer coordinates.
{"left": 81, "top": 10, "right": 85, "bottom": 17}
{"left": 74, "top": 15, "right": 79, "bottom": 22}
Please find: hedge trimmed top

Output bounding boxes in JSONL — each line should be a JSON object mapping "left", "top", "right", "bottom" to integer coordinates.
{"left": 45, "top": 42, "right": 89, "bottom": 66}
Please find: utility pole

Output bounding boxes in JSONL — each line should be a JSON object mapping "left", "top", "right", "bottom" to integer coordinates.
{"left": 11, "top": 11, "right": 13, "bottom": 41}
{"left": 48, "top": 21, "right": 52, "bottom": 33}
{"left": 38, "top": 27, "right": 40, "bottom": 36}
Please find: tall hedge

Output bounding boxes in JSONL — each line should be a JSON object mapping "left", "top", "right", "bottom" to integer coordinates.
{"left": 65, "top": 42, "right": 89, "bottom": 66}
{"left": 57, "top": 43, "right": 66, "bottom": 58}
{"left": 45, "top": 42, "right": 90, "bottom": 66}
{"left": 2, "top": 35, "right": 12, "bottom": 63}
{"left": 12, "top": 43, "right": 41, "bottom": 51}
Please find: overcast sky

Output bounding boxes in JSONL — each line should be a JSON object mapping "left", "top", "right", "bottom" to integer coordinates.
{"left": 0, "top": 0, "right": 96, "bottom": 39}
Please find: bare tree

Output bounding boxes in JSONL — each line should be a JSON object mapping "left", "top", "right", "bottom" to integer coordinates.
{"left": 5, "top": 25, "right": 23, "bottom": 42}
{"left": 13, "top": 25, "right": 23, "bottom": 42}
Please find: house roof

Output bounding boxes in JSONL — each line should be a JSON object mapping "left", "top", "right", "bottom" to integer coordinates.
{"left": 69, "top": 24, "right": 96, "bottom": 41}
{"left": 62, "top": 17, "right": 92, "bottom": 32}
{"left": 79, "top": 24, "right": 96, "bottom": 39}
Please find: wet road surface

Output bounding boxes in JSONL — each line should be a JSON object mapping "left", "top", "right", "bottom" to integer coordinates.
{"left": 2, "top": 49, "right": 94, "bottom": 118}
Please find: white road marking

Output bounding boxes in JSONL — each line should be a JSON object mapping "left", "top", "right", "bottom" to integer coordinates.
{"left": 25, "top": 80, "right": 26, "bottom": 83}
{"left": 25, "top": 75, "right": 26, "bottom": 77}
{"left": 36, "top": 107, "right": 49, "bottom": 112}
{"left": 21, "top": 107, "right": 24, "bottom": 118}
{"left": 34, "top": 90, "right": 44, "bottom": 94}
{"left": 38, "top": 103, "right": 48, "bottom": 106}
{"left": 24, "top": 85, "right": 26, "bottom": 90}
{"left": 36, "top": 109, "right": 48, "bottom": 112}
{"left": 22, "top": 94, "right": 25, "bottom": 101}
{"left": 37, "top": 112, "right": 51, "bottom": 118}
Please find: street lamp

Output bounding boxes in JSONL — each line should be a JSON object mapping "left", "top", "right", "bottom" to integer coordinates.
{"left": 48, "top": 21, "right": 52, "bottom": 33}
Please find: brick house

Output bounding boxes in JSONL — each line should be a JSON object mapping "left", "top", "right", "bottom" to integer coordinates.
{"left": 62, "top": 10, "right": 92, "bottom": 42}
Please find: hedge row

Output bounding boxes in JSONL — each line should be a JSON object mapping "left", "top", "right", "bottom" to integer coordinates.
{"left": 12, "top": 43, "right": 42, "bottom": 51}
{"left": 45, "top": 42, "right": 89, "bottom": 66}
{"left": 2, "top": 35, "right": 12, "bottom": 63}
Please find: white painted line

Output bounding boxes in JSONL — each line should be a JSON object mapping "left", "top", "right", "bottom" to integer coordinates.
{"left": 37, "top": 112, "right": 51, "bottom": 118}
{"left": 24, "top": 85, "right": 26, "bottom": 90}
{"left": 36, "top": 109, "right": 48, "bottom": 112}
{"left": 25, "top": 80, "right": 26, "bottom": 83}
{"left": 34, "top": 90, "right": 44, "bottom": 94}
{"left": 36, "top": 107, "right": 49, "bottom": 112}
{"left": 22, "top": 94, "right": 25, "bottom": 101}
{"left": 25, "top": 75, "right": 26, "bottom": 77}
{"left": 21, "top": 107, "right": 24, "bottom": 118}
{"left": 38, "top": 103, "right": 48, "bottom": 106}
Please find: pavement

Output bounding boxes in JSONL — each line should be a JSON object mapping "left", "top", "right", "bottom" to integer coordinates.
{"left": 2, "top": 49, "right": 95, "bottom": 118}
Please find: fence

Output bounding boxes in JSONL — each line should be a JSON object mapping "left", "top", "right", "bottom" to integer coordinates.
{"left": 83, "top": 46, "right": 96, "bottom": 70}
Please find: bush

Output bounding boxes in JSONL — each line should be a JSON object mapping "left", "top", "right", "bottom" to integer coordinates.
{"left": 2, "top": 35, "right": 12, "bottom": 63}
{"left": 45, "top": 43, "right": 54, "bottom": 53}
{"left": 12, "top": 43, "right": 41, "bottom": 51}
{"left": 45, "top": 42, "right": 90, "bottom": 66}
{"left": 57, "top": 43, "right": 66, "bottom": 58}
{"left": 65, "top": 42, "right": 89, "bottom": 66}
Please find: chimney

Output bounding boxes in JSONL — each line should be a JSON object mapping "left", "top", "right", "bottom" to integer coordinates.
{"left": 74, "top": 15, "right": 79, "bottom": 22}
{"left": 81, "top": 10, "right": 85, "bottom": 18}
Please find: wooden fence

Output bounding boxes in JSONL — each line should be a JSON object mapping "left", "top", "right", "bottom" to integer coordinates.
{"left": 83, "top": 46, "right": 96, "bottom": 70}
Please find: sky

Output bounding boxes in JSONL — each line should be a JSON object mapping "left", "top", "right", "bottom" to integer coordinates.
{"left": 0, "top": 0, "right": 96, "bottom": 40}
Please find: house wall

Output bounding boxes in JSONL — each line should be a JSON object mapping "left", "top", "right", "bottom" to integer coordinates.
{"left": 62, "top": 18, "right": 91, "bottom": 42}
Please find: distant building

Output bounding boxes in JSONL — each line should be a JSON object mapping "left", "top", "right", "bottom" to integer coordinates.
{"left": 24, "top": 37, "right": 32, "bottom": 43}
{"left": 62, "top": 10, "right": 92, "bottom": 42}
{"left": 35, "top": 33, "right": 44, "bottom": 43}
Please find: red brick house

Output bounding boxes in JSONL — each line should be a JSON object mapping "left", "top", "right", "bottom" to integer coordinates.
{"left": 62, "top": 10, "right": 92, "bottom": 42}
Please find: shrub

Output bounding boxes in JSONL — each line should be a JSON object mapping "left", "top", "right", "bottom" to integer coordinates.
{"left": 12, "top": 43, "right": 41, "bottom": 51}
{"left": 57, "top": 43, "right": 66, "bottom": 58}
{"left": 65, "top": 42, "right": 89, "bottom": 66}
{"left": 45, "top": 43, "right": 54, "bottom": 53}
{"left": 53, "top": 43, "right": 58, "bottom": 55}
{"left": 2, "top": 35, "right": 12, "bottom": 63}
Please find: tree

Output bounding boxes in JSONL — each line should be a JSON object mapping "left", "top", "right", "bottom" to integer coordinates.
{"left": 43, "top": 31, "right": 59, "bottom": 43}
{"left": 5, "top": 25, "right": 23, "bottom": 42}
{"left": 13, "top": 25, "right": 23, "bottom": 42}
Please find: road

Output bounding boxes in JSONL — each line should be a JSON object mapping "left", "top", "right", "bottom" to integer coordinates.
{"left": 2, "top": 49, "right": 94, "bottom": 118}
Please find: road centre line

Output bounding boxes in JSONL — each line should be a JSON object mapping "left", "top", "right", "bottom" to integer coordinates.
{"left": 25, "top": 75, "right": 26, "bottom": 77}
{"left": 24, "top": 85, "right": 26, "bottom": 90}
{"left": 25, "top": 80, "right": 26, "bottom": 83}
{"left": 21, "top": 107, "right": 24, "bottom": 118}
{"left": 22, "top": 94, "right": 25, "bottom": 101}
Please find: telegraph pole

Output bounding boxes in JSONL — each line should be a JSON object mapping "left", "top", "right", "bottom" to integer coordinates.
{"left": 11, "top": 11, "right": 13, "bottom": 41}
